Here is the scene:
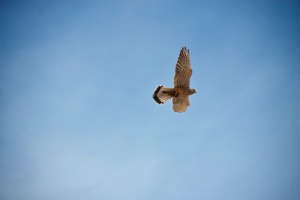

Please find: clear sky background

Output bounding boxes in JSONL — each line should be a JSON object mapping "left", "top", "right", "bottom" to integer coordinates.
{"left": 1, "top": 0, "right": 300, "bottom": 199}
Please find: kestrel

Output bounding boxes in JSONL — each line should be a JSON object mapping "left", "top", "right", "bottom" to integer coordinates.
{"left": 153, "top": 47, "right": 197, "bottom": 112}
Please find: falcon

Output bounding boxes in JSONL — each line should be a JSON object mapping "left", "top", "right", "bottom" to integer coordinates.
{"left": 153, "top": 47, "right": 197, "bottom": 112}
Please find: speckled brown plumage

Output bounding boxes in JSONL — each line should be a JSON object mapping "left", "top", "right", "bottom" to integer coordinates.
{"left": 152, "top": 47, "right": 197, "bottom": 113}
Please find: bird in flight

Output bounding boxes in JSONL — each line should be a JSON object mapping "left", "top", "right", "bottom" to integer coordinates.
{"left": 153, "top": 47, "right": 197, "bottom": 113}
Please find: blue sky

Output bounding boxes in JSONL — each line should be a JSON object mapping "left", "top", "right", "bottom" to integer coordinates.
{"left": 1, "top": 0, "right": 300, "bottom": 199}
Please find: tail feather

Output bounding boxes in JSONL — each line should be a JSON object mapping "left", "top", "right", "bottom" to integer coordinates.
{"left": 152, "top": 85, "right": 174, "bottom": 104}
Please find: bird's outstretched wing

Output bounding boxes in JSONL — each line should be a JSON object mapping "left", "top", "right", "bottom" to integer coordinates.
{"left": 172, "top": 95, "right": 190, "bottom": 112}
{"left": 174, "top": 47, "right": 192, "bottom": 89}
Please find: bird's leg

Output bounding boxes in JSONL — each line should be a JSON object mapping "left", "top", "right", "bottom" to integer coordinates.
{"left": 173, "top": 91, "right": 179, "bottom": 97}
{"left": 163, "top": 90, "right": 179, "bottom": 97}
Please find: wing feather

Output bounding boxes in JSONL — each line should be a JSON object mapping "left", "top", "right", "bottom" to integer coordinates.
{"left": 174, "top": 47, "right": 192, "bottom": 89}
{"left": 172, "top": 95, "right": 190, "bottom": 113}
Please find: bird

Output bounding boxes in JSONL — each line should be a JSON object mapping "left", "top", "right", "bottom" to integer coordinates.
{"left": 153, "top": 47, "right": 197, "bottom": 112}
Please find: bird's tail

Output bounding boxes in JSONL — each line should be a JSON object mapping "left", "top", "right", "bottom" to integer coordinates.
{"left": 152, "top": 85, "right": 175, "bottom": 104}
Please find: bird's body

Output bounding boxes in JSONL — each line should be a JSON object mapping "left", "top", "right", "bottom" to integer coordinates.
{"left": 153, "top": 47, "right": 196, "bottom": 113}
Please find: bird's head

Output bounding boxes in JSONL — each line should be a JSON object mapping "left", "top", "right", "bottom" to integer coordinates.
{"left": 189, "top": 89, "right": 197, "bottom": 94}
